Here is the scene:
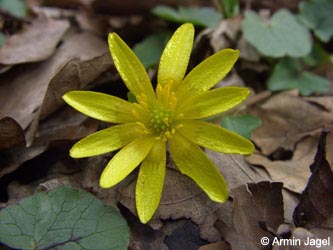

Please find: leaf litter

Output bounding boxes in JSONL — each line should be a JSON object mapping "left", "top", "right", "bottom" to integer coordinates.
{"left": 0, "top": 1, "right": 333, "bottom": 249}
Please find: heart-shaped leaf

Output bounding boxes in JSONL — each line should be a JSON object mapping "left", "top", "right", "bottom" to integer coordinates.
{"left": 298, "top": 0, "right": 333, "bottom": 42}
{"left": 0, "top": 187, "right": 129, "bottom": 250}
{"left": 268, "top": 57, "right": 330, "bottom": 96}
{"left": 152, "top": 6, "right": 222, "bottom": 28}
{"left": 221, "top": 114, "right": 261, "bottom": 139}
{"left": 0, "top": 0, "right": 27, "bottom": 17}
{"left": 242, "top": 9, "right": 312, "bottom": 57}
{"left": 133, "top": 32, "right": 171, "bottom": 69}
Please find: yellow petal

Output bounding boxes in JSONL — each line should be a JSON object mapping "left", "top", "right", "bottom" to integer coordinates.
{"left": 70, "top": 123, "right": 143, "bottom": 158}
{"left": 136, "top": 140, "right": 166, "bottom": 223}
{"left": 179, "top": 120, "right": 255, "bottom": 155}
{"left": 179, "top": 86, "right": 250, "bottom": 119}
{"left": 100, "top": 136, "right": 155, "bottom": 188}
{"left": 108, "top": 33, "right": 156, "bottom": 105}
{"left": 158, "top": 23, "right": 194, "bottom": 88}
{"left": 63, "top": 91, "right": 135, "bottom": 123}
{"left": 169, "top": 133, "right": 228, "bottom": 202}
{"left": 176, "top": 49, "right": 239, "bottom": 98}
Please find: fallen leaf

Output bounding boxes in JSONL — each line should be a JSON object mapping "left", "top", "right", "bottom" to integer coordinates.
{"left": 206, "top": 150, "right": 270, "bottom": 191}
{"left": 199, "top": 241, "right": 231, "bottom": 250}
{"left": 247, "top": 136, "right": 317, "bottom": 193}
{"left": 217, "top": 182, "right": 284, "bottom": 250}
{"left": 39, "top": 52, "right": 112, "bottom": 120}
{"left": 275, "top": 227, "right": 333, "bottom": 250}
{"left": 117, "top": 166, "right": 222, "bottom": 242}
{"left": 0, "top": 16, "right": 70, "bottom": 65}
{"left": 163, "top": 220, "right": 209, "bottom": 249}
{"left": 293, "top": 130, "right": 333, "bottom": 230}
{"left": 0, "top": 117, "right": 25, "bottom": 149}
{"left": 0, "top": 108, "right": 99, "bottom": 180}
{"left": 36, "top": 108, "right": 99, "bottom": 145}
{"left": 248, "top": 92, "right": 333, "bottom": 155}
{"left": 0, "top": 145, "right": 46, "bottom": 178}
{"left": 0, "top": 31, "right": 110, "bottom": 142}
{"left": 119, "top": 168, "right": 218, "bottom": 224}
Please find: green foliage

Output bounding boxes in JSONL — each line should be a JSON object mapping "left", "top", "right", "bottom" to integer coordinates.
{"left": 298, "top": 0, "right": 333, "bottom": 42}
{"left": 220, "top": 0, "right": 239, "bottom": 18}
{"left": 0, "top": 187, "right": 129, "bottom": 250}
{"left": 0, "top": 32, "right": 5, "bottom": 47}
{"left": 268, "top": 57, "right": 330, "bottom": 96}
{"left": 127, "top": 91, "right": 137, "bottom": 103}
{"left": 221, "top": 114, "right": 261, "bottom": 139}
{"left": 0, "top": 0, "right": 27, "bottom": 17}
{"left": 242, "top": 9, "right": 312, "bottom": 58}
{"left": 151, "top": 5, "right": 222, "bottom": 28}
{"left": 133, "top": 32, "right": 171, "bottom": 69}
{"left": 303, "top": 43, "right": 331, "bottom": 67}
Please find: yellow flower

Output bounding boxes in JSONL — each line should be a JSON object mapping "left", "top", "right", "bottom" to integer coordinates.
{"left": 63, "top": 23, "right": 254, "bottom": 223}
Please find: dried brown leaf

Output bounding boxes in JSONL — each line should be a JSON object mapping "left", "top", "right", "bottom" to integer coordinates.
{"left": 249, "top": 92, "right": 333, "bottom": 155}
{"left": 0, "top": 117, "right": 25, "bottom": 149}
{"left": 117, "top": 166, "right": 222, "bottom": 242}
{"left": 0, "top": 145, "right": 46, "bottom": 178}
{"left": 247, "top": 136, "right": 318, "bottom": 193}
{"left": 273, "top": 227, "right": 333, "bottom": 250}
{"left": 0, "top": 31, "right": 110, "bottom": 142}
{"left": 217, "top": 182, "right": 284, "bottom": 250}
{"left": 293, "top": 130, "right": 333, "bottom": 230}
{"left": 0, "top": 17, "right": 70, "bottom": 65}
{"left": 199, "top": 241, "right": 231, "bottom": 250}
{"left": 206, "top": 150, "right": 270, "bottom": 191}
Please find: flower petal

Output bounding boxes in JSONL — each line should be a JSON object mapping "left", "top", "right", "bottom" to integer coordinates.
{"left": 169, "top": 133, "right": 228, "bottom": 202}
{"left": 70, "top": 123, "right": 143, "bottom": 158}
{"left": 158, "top": 23, "right": 194, "bottom": 88}
{"left": 176, "top": 49, "right": 239, "bottom": 98}
{"left": 179, "top": 120, "right": 255, "bottom": 155}
{"left": 100, "top": 136, "right": 155, "bottom": 188}
{"left": 63, "top": 91, "right": 135, "bottom": 123}
{"left": 108, "top": 33, "right": 156, "bottom": 104}
{"left": 136, "top": 140, "right": 166, "bottom": 223}
{"left": 179, "top": 86, "right": 250, "bottom": 119}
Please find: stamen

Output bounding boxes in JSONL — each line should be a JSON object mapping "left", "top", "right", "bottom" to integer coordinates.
{"left": 176, "top": 124, "right": 183, "bottom": 129}
{"left": 156, "top": 84, "right": 163, "bottom": 103}
{"left": 136, "top": 122, "right": 150, "bottom": 134}
{"left": 163, "top": 117, "right": 169, "bottom": 126}
{"left": 136, "top": 94, "right": 148, "bottom": 109}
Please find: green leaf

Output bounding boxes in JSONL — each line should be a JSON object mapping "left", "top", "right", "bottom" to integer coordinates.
{"left": 127, "top": 91, "right": 137, "bottom": 103}
{"left": 0, "top": 32, "right": 5, "bottom": 47}
{"left": 242, "top": 9, "right": 312, "bottom": 57}
{"left": 0, "top": 187, "right": 129, "bottom": 250}
{"left": 303, "top": 43, "right": 330, "bottom": 67}
{"left": 0, "top": 0, "right": 27, "bottom": 17}
{"left": 298, "top": 0, "right": 333, "bottom": 42}
{"left": 133, "top": 32, "right": 171, "bottom": 69}
{"left": 220, "top": 0, "right": 239, "bottom": 19}
{"left": 151, "top": 5, "right": 222, "bottom": 28}
{"left": 221, "top": 114, "right": 261, "bottom": 139}
{"left": 268, "top": 57, "right": 330, "bottom": 96}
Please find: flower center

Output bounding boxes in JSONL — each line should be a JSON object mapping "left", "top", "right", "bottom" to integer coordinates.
{"left": 132, "top": 80, "right": 184, "bottom": 141}
{"left": 149, "top": 108, "right": 174, "bottom": 138}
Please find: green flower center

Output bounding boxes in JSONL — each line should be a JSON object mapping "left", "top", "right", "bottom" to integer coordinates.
{"left": 149, "top": 108, "right": 173, "bottom": 137}
{"left": 133, "top": 81, "right": 184, "bottom": 141}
